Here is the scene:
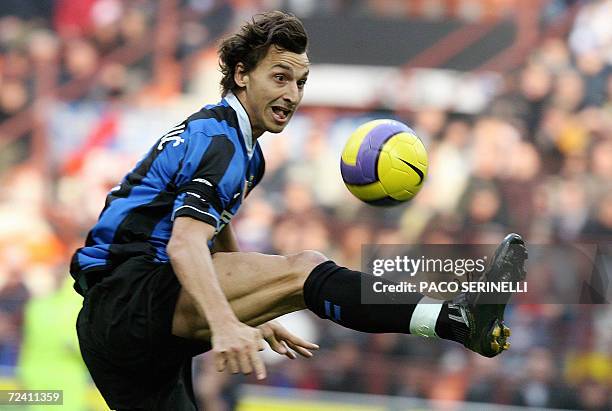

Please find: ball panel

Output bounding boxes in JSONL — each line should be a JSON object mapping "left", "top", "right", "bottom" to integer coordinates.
{"left": 383, "top": 131, "right": 419, "bottom": 148}
{"left": 413, "top": 137, "right": 428, "bottom": 167}
{"left": 389, "top": 189, "right": 416, "bottom": 201}
{"left": 378, "top": 167, "right": 413, "bottom": 194}
{"left": 341, "top": 121, "right": 378, "bottom": 165}
{"left": 345, "top": 181, "right": 388, "bottom": 201}
{"left": 340, "top": 159, "right": 365, "bottom": 185}
{"left": 388, "top": 150, "right": 425, "bottom": 189}
{"left": 376, "top": 151, "right": 392, "bottom": 180}
{"left": 387, "top": 138, "right": 427, "bottom": 188}
{"left": 360, "top": 147, "right": 380, "bottom": 181}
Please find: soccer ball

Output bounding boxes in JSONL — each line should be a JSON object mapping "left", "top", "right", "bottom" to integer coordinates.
{"left": 340, "top": 119, "right": 428, "bottom": 206}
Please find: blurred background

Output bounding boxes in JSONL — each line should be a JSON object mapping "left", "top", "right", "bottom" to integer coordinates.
{"left": 0, "top": 0, "right": 611, "bottom": 410}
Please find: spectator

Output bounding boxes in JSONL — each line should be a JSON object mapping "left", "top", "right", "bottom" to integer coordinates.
{"left": 510, "top": 348, "right": 581, "bottom": 409}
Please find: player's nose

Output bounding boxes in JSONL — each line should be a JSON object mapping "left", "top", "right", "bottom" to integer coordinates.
{"left": 282, "top": 82, "right": 300, "bottom": 105}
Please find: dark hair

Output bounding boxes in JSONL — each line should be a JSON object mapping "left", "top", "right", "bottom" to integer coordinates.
{"left": 218, "top": 11, "right": 308, "bottom": 96}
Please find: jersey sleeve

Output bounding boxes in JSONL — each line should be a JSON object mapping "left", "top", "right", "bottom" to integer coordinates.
{"left": 171, "top": 132, "right": 236, "bottom": 228}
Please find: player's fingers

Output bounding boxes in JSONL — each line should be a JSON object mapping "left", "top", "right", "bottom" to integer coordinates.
{"left": 237, "top": 350, "right": 253, "bottom": 375}
{"left": 249, "top": 349, "right": 266, "bottom": 380}
{"left": 255, "top": 330, "right": 266, "bottom": 351}
{"left": 226, "top": 352, "right": 240, "bottom": 374}
{"left": 282, "top": 341, "right": 296, "bottom": 359}
{"left": 266, "top": 324, "right": 311, "bottom": 357}
{"left": 265, "top": 333, "right": 288, "bottom": 355}
{"left": 214, "top": 352, "right": 227, "bottom": 372}
{"left": 285, "top": 340, "right": 314, "bottom": 358}
{"left": 282, "top": 333, "right": 319, "bottom": 350}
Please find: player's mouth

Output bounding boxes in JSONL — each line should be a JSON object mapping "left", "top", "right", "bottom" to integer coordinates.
{"left": 271, "top": 106, "right": 291, "bottom": 124}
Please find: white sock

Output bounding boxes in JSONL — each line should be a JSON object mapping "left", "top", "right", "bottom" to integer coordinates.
{"left": 409, "top": 296, "right": 444, "bottom": 338}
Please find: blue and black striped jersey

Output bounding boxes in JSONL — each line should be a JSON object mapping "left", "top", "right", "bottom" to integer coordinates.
{"left": 70, "top": 93, "right": 265, "bottom": 295}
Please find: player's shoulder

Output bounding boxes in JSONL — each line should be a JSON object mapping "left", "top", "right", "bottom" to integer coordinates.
{"left": 184, "top": 99, "right": 239, "bottom": 139}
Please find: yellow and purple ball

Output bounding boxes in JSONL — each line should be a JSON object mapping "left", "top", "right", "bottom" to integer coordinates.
{"left": 340, "top": 119, "right": 428, "bottom": 206}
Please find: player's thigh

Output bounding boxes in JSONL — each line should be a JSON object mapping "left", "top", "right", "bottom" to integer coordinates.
{"left": 172, "top": 250, "right": 327, "bottom": 339}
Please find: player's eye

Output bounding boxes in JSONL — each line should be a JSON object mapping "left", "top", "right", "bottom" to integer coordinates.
{"left": 297, "top": 79, "right": 307, "bottom": 89}
{"left": 274, "top": 74, "right": 286, "bottom": 82}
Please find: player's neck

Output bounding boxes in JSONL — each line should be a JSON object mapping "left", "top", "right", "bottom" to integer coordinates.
{"left": 232, "top": 91, "right": 264, "bottom": 140}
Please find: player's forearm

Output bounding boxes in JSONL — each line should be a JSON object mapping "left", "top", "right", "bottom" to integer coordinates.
{"left": 168, "top": 238, "right": 237, "bottom": 328}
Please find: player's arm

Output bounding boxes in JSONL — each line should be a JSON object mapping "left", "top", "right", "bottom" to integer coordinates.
{"left": 212, "top": 222, "right": 240, "bottom": 253}
{"left": 209, "top": 224, "right": 318, "bottom": 358}
{"left": 167, "top": 216, "right": 266, "bottom": 379}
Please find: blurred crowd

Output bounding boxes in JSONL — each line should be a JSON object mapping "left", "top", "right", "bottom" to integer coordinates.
{"left": 1, "top": 0, "right": 611, "bottom": 410}
{"left": 0, "top": 0, "right": 234, "bottom": 165}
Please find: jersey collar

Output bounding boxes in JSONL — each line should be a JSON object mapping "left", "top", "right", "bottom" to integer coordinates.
{"left": 224, "top": 91, "right": 253, "bottom": 157}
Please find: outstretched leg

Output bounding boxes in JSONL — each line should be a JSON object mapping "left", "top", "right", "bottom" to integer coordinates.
{"left": 173, "top": 234, "right": 527, "bottom": 358}
{"left": 173, "top": 249, "right": 463, "bottom": 344}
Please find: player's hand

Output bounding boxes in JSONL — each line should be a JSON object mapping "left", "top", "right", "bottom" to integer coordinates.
{"left": 258, "top": 321, "right": 319, "bottom": 359}
{"left": 211, "top": 321, "right": 266, "bottom": 380}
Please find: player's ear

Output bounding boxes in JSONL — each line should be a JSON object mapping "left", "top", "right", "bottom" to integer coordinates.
{"left": 234, "top": 63, "right": 249, "bottom": 88}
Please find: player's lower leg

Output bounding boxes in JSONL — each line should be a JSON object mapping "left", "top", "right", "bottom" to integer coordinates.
{"left": 302, "top": 233, "right": 527, "bottom": 357}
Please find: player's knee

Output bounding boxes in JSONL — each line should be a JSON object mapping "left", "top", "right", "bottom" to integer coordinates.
{"left": 288, "top": 250, "right": 329, "bottom": 284}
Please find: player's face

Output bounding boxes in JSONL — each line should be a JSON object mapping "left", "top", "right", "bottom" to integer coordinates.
{"left": 236, "top": 46, "right": 309, "bottom": 137}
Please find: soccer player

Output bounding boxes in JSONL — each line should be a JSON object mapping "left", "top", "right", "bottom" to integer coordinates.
{"left": 71, "top": 11, "right": 527, "bottom": 410}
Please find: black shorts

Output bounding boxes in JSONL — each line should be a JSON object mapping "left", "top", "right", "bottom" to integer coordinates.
{"left": 76, "top": 255, "right": 211, "bottom": 410}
